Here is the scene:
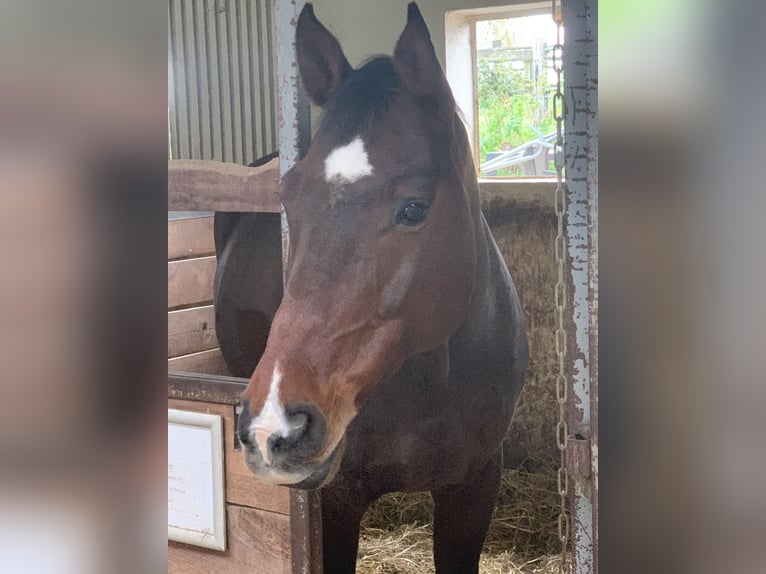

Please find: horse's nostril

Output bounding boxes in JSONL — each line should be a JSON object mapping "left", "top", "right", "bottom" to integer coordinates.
{"left": 288, "top": 411, "right": 310, "bottom": 438}
{"left": 260, "top": 404, "right": 326, "bottom": 462}
{"left": 244, "top": 401, "right": 327, "bottom": 464}
{"left": 267, "top": 433, "right": 285, "bottom": 454}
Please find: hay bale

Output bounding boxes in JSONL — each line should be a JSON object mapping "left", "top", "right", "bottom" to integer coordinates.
{"left": 481, "top": 187, "right": 559, "bottom": 468}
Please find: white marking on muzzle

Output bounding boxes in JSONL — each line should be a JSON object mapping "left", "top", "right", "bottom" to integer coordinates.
{"left": 324, "top": 136, "right": 374, "bottom": 184}
{"left": 249, "top": 365, "right": 300, "bottom": 465}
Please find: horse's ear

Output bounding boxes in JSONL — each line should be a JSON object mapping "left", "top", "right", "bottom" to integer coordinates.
{"left": 296, "top": 4, "right": 353, "bottom": 106}
{"left": 393, "top": 3, "right": 453, "bottom": 109}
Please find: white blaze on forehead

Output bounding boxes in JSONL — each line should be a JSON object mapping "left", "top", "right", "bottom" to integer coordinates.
{"left": 324, "top": 136, "right": 374, "bottom": 184}
{"left": 250, "top": 365, "right": 301, "bottom": 465}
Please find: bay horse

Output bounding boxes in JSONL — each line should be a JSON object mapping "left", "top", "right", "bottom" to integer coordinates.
{"left": 237, "top": 4, "right": 528, "bottom": 573}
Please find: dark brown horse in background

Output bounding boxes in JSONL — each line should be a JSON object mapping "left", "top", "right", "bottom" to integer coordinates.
{"left": 229, "top": 4, "right": 528, "bottom": 573}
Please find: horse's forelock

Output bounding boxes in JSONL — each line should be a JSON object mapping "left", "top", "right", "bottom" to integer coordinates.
{"left": 317, "top": 55, "right": 456, "bottom": 149}
{"left": 317, "top": 56, "right": 401, "bottom": 147}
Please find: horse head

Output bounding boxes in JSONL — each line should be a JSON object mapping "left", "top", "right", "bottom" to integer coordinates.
{"left": 238, "top": 3, "right": 483, "bottom": 489}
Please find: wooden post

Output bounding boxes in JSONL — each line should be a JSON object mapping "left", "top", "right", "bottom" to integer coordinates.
{"left": 562, "top": 0, "right": 598, "bottom": 572}
{"left": 274, "top": 1, "right": 323, "bottom": 573}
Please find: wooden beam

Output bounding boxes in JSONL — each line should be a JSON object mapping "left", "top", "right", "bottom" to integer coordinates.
{"left": 478, "top": 179, "right": 556, "bottom": 210}
{"left": 168, "top": 159, "right": 281, "bottom": 213}
{"left": 168, "top": 372, "right": 248, "bottom": 405}
{"left": 290, "top": 490, "right": 323, "bottom": 574}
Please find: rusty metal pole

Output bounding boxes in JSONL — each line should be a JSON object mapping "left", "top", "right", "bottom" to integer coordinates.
{"left": 561, "top": 0, "right": 597, "bottom": 572}
{"left": 585, "top": 0, "right": 598, "bottom": 569}
{"left": 274, "top": 1, "right": 322, "bottom": 573}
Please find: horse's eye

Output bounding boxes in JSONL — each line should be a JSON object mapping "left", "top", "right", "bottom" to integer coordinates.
{"left": 396, "top": 201, "right": 430, "bottom": 226}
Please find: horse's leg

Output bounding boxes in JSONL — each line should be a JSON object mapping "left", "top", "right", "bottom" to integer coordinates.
{"left": 320, "top": 485, "right": 373, "bottom": 574}
{"left": 431, "top": 450, "right": 502, "bottom": 574}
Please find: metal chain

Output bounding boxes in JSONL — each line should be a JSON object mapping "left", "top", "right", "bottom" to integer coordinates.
{"left": 551, "top": 1, "right": 570, "bottom": 573}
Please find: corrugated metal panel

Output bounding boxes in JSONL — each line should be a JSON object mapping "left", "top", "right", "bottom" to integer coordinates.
{"left": 169, "top": 0, "right": 278, "bottom": 164}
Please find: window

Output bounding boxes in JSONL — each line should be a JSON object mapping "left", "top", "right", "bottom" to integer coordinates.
{"left": 446, "top": 3, "right": 559, "bottom": 179}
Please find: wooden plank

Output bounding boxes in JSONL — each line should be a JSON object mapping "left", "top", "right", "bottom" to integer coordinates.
{"left": 168, "top": 158, "right": 281, "bottom": 213}
{"left": 168, "top": 348, "right": 229, "bottom": 376}
{"left": 168, "top": 256, "right": 216, "bottom": 309}
{"left": 168, "top": 399, "right": 291, "bottom": 515}
{"left": 168, "top": 216, "right": 215, "bottom": 260}
{"left": 168, "top": 306, "right": 218, "bottom": 358}
{"left": 168, "top": 505, "right": 291, "bottom": 574}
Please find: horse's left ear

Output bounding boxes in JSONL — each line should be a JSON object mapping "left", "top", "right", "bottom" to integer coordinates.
{"left": 393, "top": 3, "right": 454, "bottom": 109}
{"left": 296, "top": 3, "right": 353, "bottom": 106}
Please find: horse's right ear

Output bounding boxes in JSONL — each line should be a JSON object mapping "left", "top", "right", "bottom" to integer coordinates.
{"left": 296, "top": 4, "right": 353, "bottom": 106}
{"left": 393, "top": 3, "right": 453, "bottom": 110}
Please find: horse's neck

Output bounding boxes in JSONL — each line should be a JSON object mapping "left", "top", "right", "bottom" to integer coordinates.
{"left": 442, "top": 131, "right": 526, "bottom": 373}
{"left": 461, "top": 171, "right": 498, "bottom": 336}
{"left": 464, "top": 214, "right": 500, "bottom": 335}
{"left": 450, "top": 208, "right": 526, "bottom": 369}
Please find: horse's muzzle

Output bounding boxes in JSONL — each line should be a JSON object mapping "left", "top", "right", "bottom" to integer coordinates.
{"left": 237, "top": 400, "right": 341, "bottom": 489}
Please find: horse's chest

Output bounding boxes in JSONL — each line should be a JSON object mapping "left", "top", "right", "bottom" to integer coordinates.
{"left": 342, "top": 418, "right": 464, "bottom": 492}
{"left": 339, "top": 373, "right": 508, "bottom": 492}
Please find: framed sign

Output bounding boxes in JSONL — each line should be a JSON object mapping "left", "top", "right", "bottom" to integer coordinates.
{"left": 168, "top": 409, "right": 226, "bottom": 550}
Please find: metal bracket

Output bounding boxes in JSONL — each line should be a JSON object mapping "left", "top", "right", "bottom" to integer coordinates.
{"left": 566, "top": 435, "right": 591, "bottom": 479}
{"left": 566, "top": 435, "right": 593, "bottom": 498}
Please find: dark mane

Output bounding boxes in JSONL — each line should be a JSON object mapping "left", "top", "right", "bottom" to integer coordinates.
{"left": 317, "top": 56, "right": 400, "bottom": 146}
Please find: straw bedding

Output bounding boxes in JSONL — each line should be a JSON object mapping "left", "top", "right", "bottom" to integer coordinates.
{"left": 356, "top": 461, "right": 564, "bottom": 573}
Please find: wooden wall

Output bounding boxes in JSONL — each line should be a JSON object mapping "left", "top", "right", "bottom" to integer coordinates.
{"left": 168, "top": 213, "right": 229, "bottom": 375}
{"left": 168, "top": 399, "right": 292, "bottom": 574}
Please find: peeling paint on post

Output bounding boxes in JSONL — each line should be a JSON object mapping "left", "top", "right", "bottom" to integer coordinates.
{"left": 586, "top": 0, "right": 599, "bottom": 569}
{"left": 276, "top": 0, "right": 311, "bottom": 267}
{"left": 563, "top": 0, "right": 597, "bottom": 572}
{"left": 276, "top": 0, "right": 311, "bottom": 173}
{"left": 275, "top": 1, "right": 322, "bottom": 573}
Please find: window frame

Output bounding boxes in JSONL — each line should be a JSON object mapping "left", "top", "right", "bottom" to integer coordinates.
{"left": 445, "top": 2, "right": 554, "bottom": 180}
